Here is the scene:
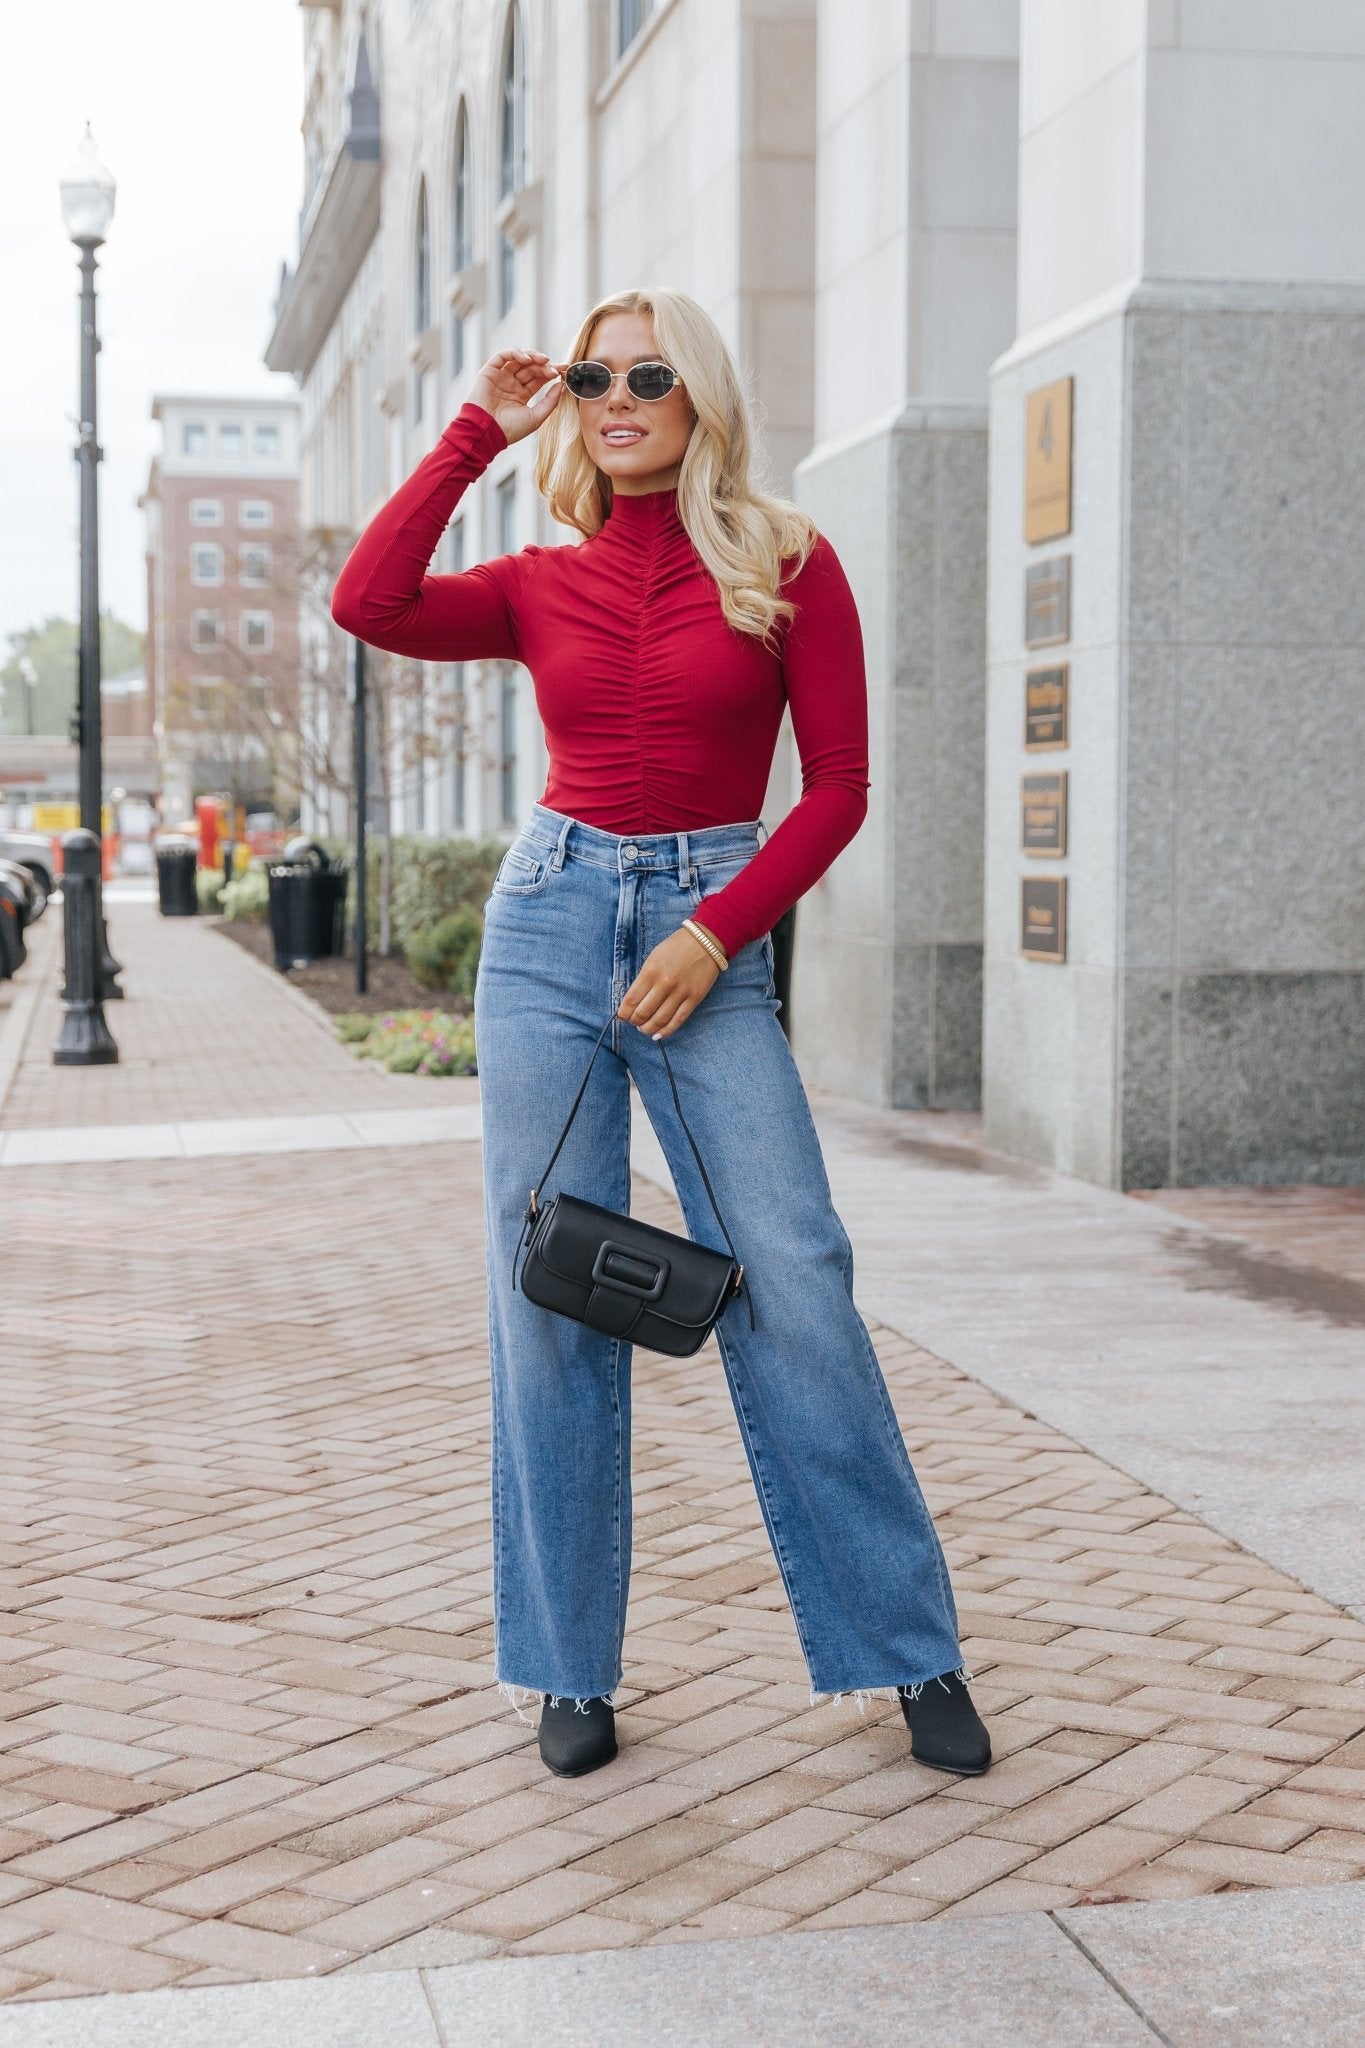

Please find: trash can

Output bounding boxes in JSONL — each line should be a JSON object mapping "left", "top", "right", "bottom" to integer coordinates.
{"left": 266, "top": 839, "right": 348, "bottom": 971}
{"left": 155, "top": 839, "right": 199, "bottom": 918}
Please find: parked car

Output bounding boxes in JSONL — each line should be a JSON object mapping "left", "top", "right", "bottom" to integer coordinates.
{"left": 0, "top": 860, "right": 33, "bottom": 979}
{"left": 0, "top": 832, "right": 54, "bottom": 917}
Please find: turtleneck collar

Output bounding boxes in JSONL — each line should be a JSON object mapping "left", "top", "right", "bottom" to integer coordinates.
{"left": 603, "top": 484, "right": 683, "bottom": 535}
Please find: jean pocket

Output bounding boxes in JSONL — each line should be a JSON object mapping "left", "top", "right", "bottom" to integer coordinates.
{"left": 492, "top": 841, "right": 552, "bottom": 895}
{"left": 687, "top": 853, "right": 754, "bottom": 910}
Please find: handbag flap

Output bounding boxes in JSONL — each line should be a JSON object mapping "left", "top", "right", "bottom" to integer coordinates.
{"left": 533, "top": 1194, "right": 735, "bottom": 1331}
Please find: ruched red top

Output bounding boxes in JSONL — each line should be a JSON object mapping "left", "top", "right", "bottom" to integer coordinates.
{"left": 330, "top": 400, "right": 870, "bottom": 958}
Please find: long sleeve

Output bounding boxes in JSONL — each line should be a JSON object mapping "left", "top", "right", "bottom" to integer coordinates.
{"left": 688, "top": 535, "right": 871, "bottom": 959}
{"left": 330, "top": 401, "right": 533, "bottom": 659}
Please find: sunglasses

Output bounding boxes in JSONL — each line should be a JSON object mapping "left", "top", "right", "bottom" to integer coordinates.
{"left": 562, "top": 359, "right": 683, "bottom": 402}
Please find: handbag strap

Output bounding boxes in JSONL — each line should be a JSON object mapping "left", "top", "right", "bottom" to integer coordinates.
{"left": 513, "top": 1009, "right": 756, "bottom": 1331}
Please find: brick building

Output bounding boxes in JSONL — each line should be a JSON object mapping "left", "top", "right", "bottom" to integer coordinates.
{"left": 139, "top": 396, "right": 302, "bottom": 824}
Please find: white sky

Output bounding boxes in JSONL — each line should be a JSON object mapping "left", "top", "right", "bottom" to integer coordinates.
{"left": 0, "top": 2, "right": 305, "bottom": 655}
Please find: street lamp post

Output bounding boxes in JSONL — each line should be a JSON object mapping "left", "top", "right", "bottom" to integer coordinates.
{"left": 54, "top": 125, "right": 120, "bottom": 1065}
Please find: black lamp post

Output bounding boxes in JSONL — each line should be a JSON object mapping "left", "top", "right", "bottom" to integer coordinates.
{"left": 53, "top": 125, "right": 120, "bottom": 1065}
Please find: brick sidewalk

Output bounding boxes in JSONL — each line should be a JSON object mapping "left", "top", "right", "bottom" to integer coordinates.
{"left": 1132, "top": 1186, "right": 1365, "bottom": 1293}
{"left": 0, "top": 903, "right": 464, "bottom": 1130}
{"left": 2, "top": 1141, "right": 1363, "bottom": 2002}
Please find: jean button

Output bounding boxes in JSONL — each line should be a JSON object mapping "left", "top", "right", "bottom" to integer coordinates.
{"left": 622, "top": 844, "right": 638, "bottom": 861}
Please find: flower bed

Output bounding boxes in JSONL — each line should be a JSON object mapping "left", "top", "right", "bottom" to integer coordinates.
{"left": 335, "top": 1009, "right": 477, "bottom": 1077}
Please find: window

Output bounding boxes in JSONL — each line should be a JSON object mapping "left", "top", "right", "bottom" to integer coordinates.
{"left": 413, "top": 179, "right": 431, "bottom": 424}
{"left": 448, "top": 521, "right": 468, "bottom": 831}
{"left": 497, "top": 6, "right": 526, "bottom": 318}
{"left": 240, "top": 544, "right": 271, "bottom": 585}
{"left": 190, "top": 499, "right": 222, "bottom": 526}
{"left": 182, "top": 422, "right": 208, "bottom": 456}
{"left": 219, "top": 423, "right": 244, "bottom": 457}
{"left": 240, "top": 611, "right": 273, "bottom": 653}
{"left": 190, "top": 542, "right": 223, "bottom": 585}
{"left": 452, "top": 107, "right": 473, "bottom": 273}
{"left": 496, "top": 474, "right": 517, "bottom": 556}
{"left": 191, "top": 677, "right": 222, "bottom": 721}
{"left": 239, "top": 500, "right": 272, "bottom": 527}
{"left": 253, "top": 422, "right": 281, "bottom": 459}
{"left": 615, "top": 0, "right": 653, "bottom": 59}
{"left": 451, "top": 103, "right": 472, "bottom": 377}
{"left": 191, "top": 611, "right": 223, "bottom": 650}
{"left": 414, "top": 686, "right": 428, "bottom": 832}
{"left": 499, "top": 666, "right": 517, "bottom": 824}
{"left": 246, "top": 675, "right": 270, "bottom": 717}
{"left": 452, "top": 666, "right": 468, "bottom": 832}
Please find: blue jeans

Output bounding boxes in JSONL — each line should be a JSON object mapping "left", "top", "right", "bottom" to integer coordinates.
{"left": 473, "top": 802, "right": 964, "bottom": 1701}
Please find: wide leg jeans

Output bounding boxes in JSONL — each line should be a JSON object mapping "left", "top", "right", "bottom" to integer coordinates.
{"left": 473, "top": 802, "right": 964, "bottom": 1701}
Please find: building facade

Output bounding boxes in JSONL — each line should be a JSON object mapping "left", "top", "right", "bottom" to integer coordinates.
{"left": 140, "top": 396, "right": 302, "bottom": 824}
{"left": 267, "top": 0, "right": 1365, "bottom": 1190}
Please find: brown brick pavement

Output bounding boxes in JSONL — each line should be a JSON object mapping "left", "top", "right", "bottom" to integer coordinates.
{"left": 2, "top": 1143, "right": 1363, "bottom": 2002}
{"left": 1132, "top": 1186, "right": 1365, "bottom": 1293}
{"left": 0, "top": 903, "right": 465, "bottom": 1130}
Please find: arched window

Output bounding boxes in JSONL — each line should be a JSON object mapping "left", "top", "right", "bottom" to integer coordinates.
{"left": 412, "top": 178, "right": 430, "bottom": 422}
{"left": 452, "top": 103, "right": 473, "bottom": 273}
{"left": 414, "top": 178, "right": 431, "bottom": 333}
{"left": 497, "top": 5, "right": 525, "bottom": 318}
{"left": 451, "top": 102, "right": 472, "bottom": 376}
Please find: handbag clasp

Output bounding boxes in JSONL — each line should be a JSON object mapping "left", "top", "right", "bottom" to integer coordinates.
{"left": 591, "top": 1239, "right": 670, "bottom": 1303}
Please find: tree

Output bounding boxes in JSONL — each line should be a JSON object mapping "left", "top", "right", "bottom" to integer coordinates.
{"left": 0, "top": 613, "right": 144, "bottom": 736}
{"left": 295, "top": 525, "right": 492, "bottom": 952}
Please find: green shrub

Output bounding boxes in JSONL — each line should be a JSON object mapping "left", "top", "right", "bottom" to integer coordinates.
{"left": 222, "top": 864, "right": 270, "bottom": 923}
{"left": 334, "top": 1009, "right": 478, "bottom": 1076}
{"left": 405, "top": 908, "right": 483, "bottom": 995}
{"left": 318, "top": 833, "right": 505, "bottom": 954}
{"left": 195, "top": 866, "right": 225, "bottom": 913}
{"left": 334, "top": 1012, "right": 375, "bottom": 1043}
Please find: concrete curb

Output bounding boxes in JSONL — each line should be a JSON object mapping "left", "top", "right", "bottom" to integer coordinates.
{"left": 0, "top": 1884, "right": 1361, "bottom": 2046}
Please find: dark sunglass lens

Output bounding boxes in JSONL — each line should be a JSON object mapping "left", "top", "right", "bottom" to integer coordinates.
{"left": 566, "top": 362, "right": 611, "bottom": 398}
{"left": 629, "top": 363, "right": 676, "bottom": 400}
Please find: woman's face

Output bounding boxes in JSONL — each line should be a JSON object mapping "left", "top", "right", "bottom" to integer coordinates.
{"left": 577, "top": 311, "right": 695, "bottom": 495}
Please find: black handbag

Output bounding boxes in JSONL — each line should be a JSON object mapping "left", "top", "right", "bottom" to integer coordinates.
{"left": 511, "top": 1010, "right": 756, "bottom": 1357}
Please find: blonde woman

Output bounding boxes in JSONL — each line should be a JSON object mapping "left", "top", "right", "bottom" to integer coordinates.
{"left": 331, "top": 288, "right": 990, "bottom": 1783}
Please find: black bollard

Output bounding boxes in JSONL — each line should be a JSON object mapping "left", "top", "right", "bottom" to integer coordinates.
{"left": 98, "top": 896, "right": 125, "bottom": 999}
{"left": 53, "top": 829, "right": 118, "bottom": 1066}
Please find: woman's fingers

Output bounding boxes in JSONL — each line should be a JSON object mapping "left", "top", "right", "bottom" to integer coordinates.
{"left": 654, "top": 999, "right": 694, "bottom": 1041}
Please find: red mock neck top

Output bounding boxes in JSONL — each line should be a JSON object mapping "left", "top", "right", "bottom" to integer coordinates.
{"left": 329, "top": 400, "right": 869, "bottom": 959}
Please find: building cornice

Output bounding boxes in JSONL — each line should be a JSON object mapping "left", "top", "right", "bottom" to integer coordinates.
{"left": 266, "top": 34, "right": 381, "bottom": 379}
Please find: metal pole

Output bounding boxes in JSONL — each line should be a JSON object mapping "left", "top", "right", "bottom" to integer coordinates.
{"left": 74, "top": 238, "right": 122, "bottom": 999}
{"left": 53, "top": 828, "right": 117, "bottom": 1065}
{"left": 353, "top": 637, "right": 368, "bottom": 996}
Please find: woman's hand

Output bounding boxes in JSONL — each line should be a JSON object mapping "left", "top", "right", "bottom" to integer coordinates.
{"left": 619, "top": 926, "right": 727, "bottom": 1041}
{"left": 467, "top": 348, "right": 568, "bottom": 446}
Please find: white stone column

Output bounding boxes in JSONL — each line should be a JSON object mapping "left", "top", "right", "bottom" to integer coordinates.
{"left": 792, "top": 0, "right": 1018, "bottom": 1106}
{"left": 984, "top": 0, "right": 1365, "bottom": 1186}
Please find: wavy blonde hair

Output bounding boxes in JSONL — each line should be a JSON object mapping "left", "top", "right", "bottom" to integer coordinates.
{"left": 531, "top": 287, "right": 819, "bottom": 652}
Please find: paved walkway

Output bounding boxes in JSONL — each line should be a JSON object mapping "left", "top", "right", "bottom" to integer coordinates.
{"left": 0, "top": 902, "right": 463, "bottom": 1129}
{"left": 0, "top": 901, "right": 1361, "bottom": 2039}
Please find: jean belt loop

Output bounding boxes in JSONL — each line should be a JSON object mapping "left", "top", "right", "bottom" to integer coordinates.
{"left": 676, "top": 830, "right": 690, "bottom": 892}
{"left": 756, "top": 816, "right": 769, "bottom": 848}
{"left": 551, "top": 814, "right": 572, "bottom": 872}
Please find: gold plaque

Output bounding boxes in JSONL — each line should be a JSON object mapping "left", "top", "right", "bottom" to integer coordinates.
{"left": 1021, "top": 876, "right": 1067, "bottom": 962}
{"left": 1021, "top": 772, "right": 1068, "bottom": 857}
{"left": 1025, "top": 375, "right": 1073, "bottom": 545}
{"left": 1024, "top": 664, "right": 1069, "bottom": 750}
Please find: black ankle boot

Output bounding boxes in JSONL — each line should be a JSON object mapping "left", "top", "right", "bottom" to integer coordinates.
{"left": 537, "top": 1693, "right": 618, "bottom": 1778}
{"left": 897, "top": 1671, "right": 991, "bottom": 1776}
